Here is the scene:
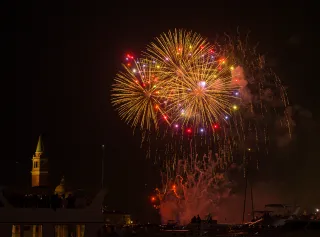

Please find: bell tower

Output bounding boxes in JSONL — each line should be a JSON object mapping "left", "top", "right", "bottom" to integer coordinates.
{"left": 31, "top": 135, "right": 49, "bottom": 187}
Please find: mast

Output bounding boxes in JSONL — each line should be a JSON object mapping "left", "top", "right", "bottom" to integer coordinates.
{"left": 101, "top": 144, "right": 105, "bottom": 188}
{"left": 242, "top": 148, "right": 255, "bottom": 223}
{"left": 250, "top": 180, "right": 254, "bottom": 219}
{"left": 242, "top": 171, "right": 248, "bottom": 223}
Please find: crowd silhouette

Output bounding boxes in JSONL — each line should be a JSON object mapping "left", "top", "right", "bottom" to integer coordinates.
{"left": 191, "top": 215, "right": 201, "bottom": 224}
{"left": 191, "top": 214, "right": 214, "bottom": 224}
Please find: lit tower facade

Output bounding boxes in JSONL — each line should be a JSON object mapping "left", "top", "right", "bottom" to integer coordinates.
{"left": 31, "top": 135, "right": 49, "bottom": 187}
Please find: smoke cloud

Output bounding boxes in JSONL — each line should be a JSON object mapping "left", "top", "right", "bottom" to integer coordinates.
{"left": 157, "top": 157, "right": 295, "bottom": 225}
{"left": 231, "top": 66, "right": 252, "bottom": 104}
{"left": 158, "top": 154, "right": 234, "bottom": 225}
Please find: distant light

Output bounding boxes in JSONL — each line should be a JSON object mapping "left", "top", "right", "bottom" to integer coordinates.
{"left": 165, "top": 57, "right": 169, "bottom": 61}
{"left": 187, "top": 128, "right": 192, "bottom": 133}
{"left": 152, "top": 61, "right": 156, "bottom": 63}
{"left": 248, "top": 148, "right": 251, "bottom": 151}
{"left": 200, "top": 128, "right": 204, "bottom": 132}
{"left": 199, "top": 81, "right": 206, "bottom": 87}
{"left": 316, "top": 208, "right": 319, "bottom": 212}
{"left": 230, "top": 66, "right": 234, "bottom": 70}
{"left": 233, "top": 105, "right": 238, "bottom": 110}
{"left": 126, "top": 54, "right": 134, "bottom": 59}
{"left": 235, "top": 92, "right": 239, "bottom": 96}
{"left": 175, "top": 124, "right": 179, "bottom": 128}
{"left": 163, "top": 115, "right": 167, "bottom": 120}
{"left": 225, "top": 116, "right": 229, "bottom": 120}
{"left": 143, "top": 64, "right": 146, "bottom": 67}
{"left": 213, "top": 124, "right": 219, "bottom": 129}
{"left": 126, "top": 57, "right": 129, "bottom": 60}
{"left": 132, "top": 69, "right": 137, "bottom": 73}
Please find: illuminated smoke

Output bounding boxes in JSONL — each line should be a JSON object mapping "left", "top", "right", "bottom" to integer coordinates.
{"left": 231, "top": 66, "right": 252, "bottom": 104}
{"left": 156, "top": 156, "right": 294, "bottom": 224}
{"left": 156, "top": 152, "right": 236, "bottom": 225}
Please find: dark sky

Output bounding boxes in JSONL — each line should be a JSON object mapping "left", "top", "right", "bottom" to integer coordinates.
{"left": 12, "top": 5, "right": 318, "bottom": 221}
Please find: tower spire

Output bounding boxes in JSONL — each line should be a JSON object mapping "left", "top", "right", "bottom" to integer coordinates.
{"left": 31, "top": 135, "right": 48, "bottom": 187}
{"left": 36, "top": 135, "right": 44, "bottom": 153}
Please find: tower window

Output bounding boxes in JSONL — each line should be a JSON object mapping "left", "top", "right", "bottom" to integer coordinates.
{"left": 34, "top": 162, "right": 38, "bottom": 168}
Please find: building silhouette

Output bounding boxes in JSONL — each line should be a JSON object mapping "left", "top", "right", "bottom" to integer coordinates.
{"left": 2, "top": 135, "right": 131, "bottom": 236}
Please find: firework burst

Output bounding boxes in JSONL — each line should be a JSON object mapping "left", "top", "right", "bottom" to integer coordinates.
{"left": 165, "top": 56, "right": 239, "bottom": 128}
{"left": 111, "top": 29, "right": 291, "bottom": 165}
{"left": 145, "top": 29, "right": 238, "bottom": 127}
{"left": 112, "top": 30, "right": 243, "bottom": 131}
{"left": 111, "top": 58, "right": 169, "bottom": 130}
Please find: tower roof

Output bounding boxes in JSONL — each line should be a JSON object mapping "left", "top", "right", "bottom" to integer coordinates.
{"left": 36, "top": 135, "right": 44, "bottom": 153}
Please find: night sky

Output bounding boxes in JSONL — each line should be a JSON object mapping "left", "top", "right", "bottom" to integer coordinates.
{"left": 12, "top": 5, "right": 318, "bottom": 222}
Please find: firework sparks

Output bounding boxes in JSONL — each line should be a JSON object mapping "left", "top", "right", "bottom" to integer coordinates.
{"left": 144, "top": 30, "right": 213, "bottom": 78}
